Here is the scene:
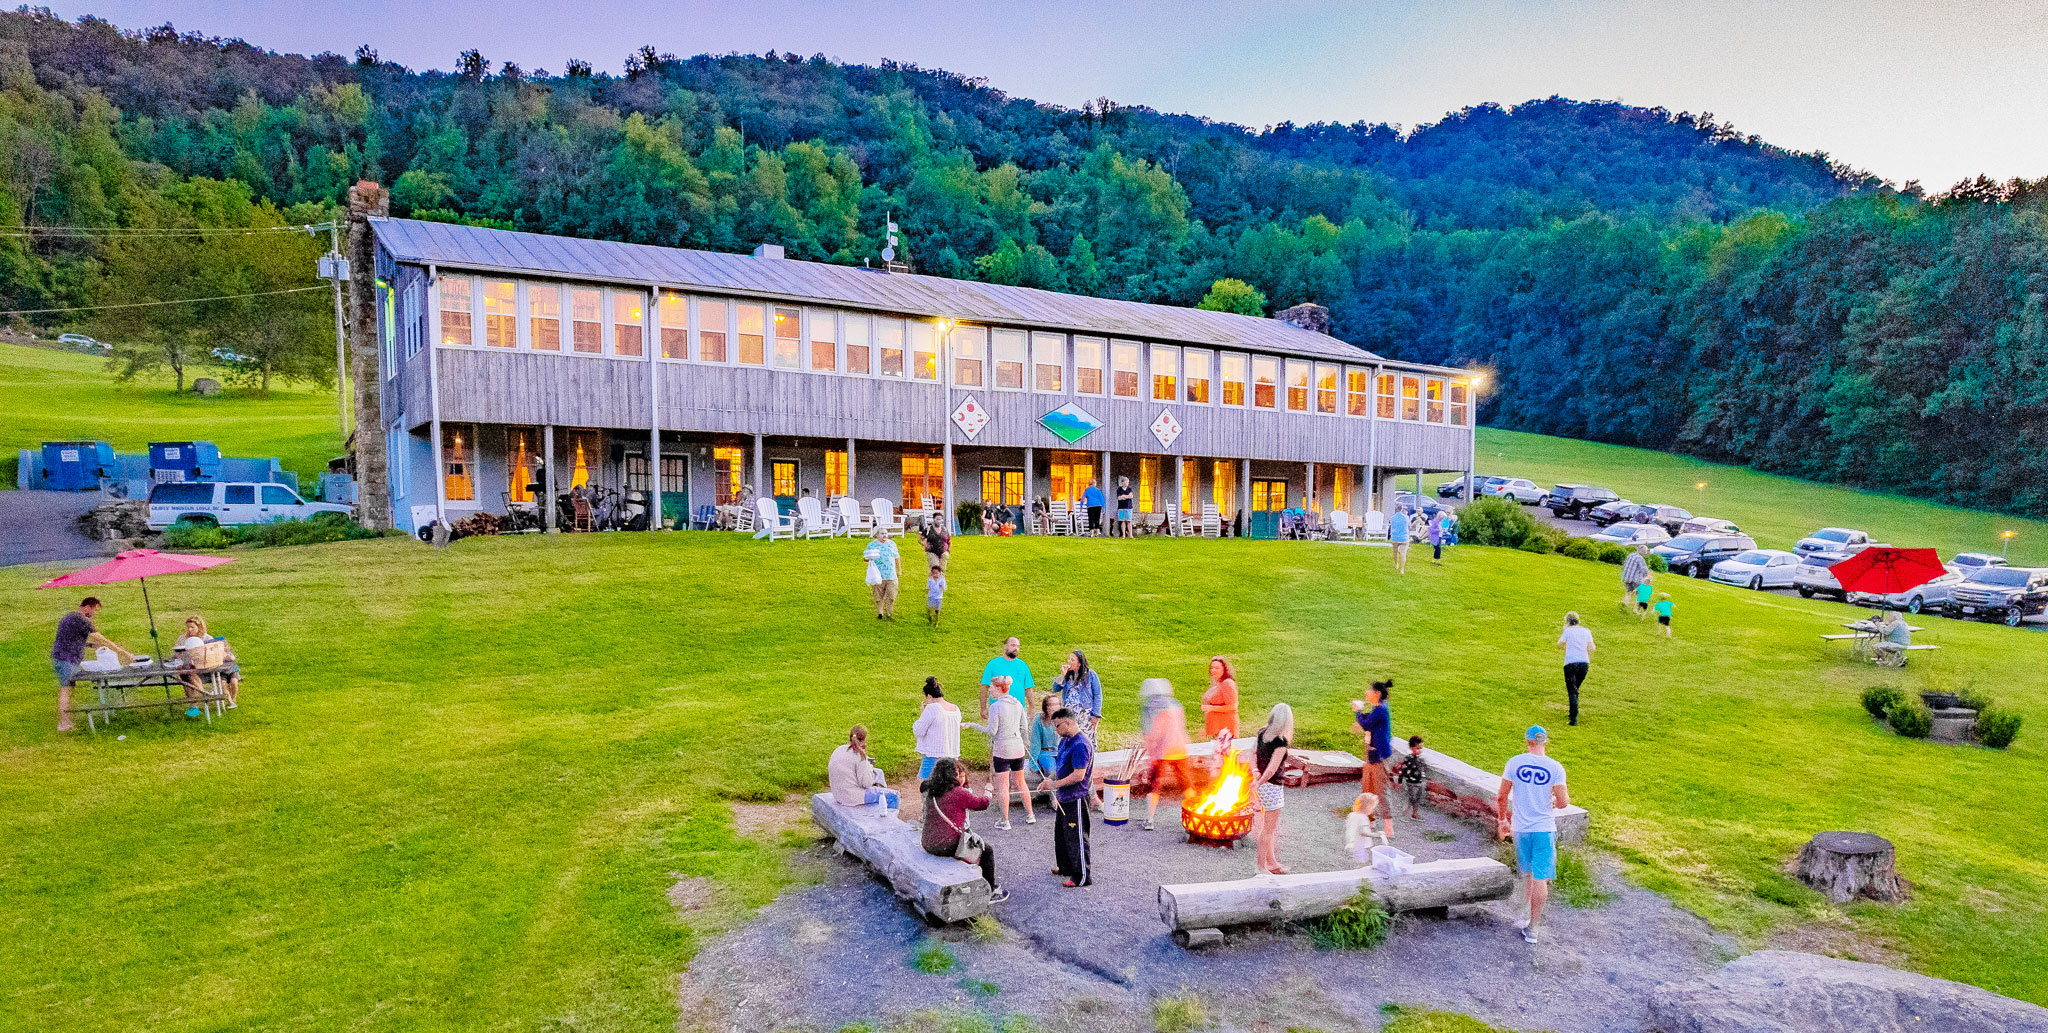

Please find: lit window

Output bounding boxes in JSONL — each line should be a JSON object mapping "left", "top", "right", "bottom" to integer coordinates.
{"left": 1184, "top": 348, "right": 1211, "bottom": 403}
{"left": 843, "top": 315, "right": 871, "bottom": 375}
{"left": 613, "top": 291, "right": 644, "bottom": 357}
{"left": 659, "top": 292, "right": 687, "bottom": 359}
{"left": 826, "top": 450, "right": 849, "bottom": 496}
{"left": 952, "top": 325, "right": 986, "bottom": 387}
{"left": 1211, "top": 460, "right": 1236, "bottom": 512}
{"left": 1138, "top": 456, "right": 1161, "bottom": 512}
{"left": 1450, "top": 381, "right": 1470, "bottom": 427}
{"left": 808, "top": 308, "right": 836, "bottom": 372}
{"left": 909, "top": 322, "right": 938, "bottom": 381}
{"left": 1151, "top": 345, "right": 1178, "bottom": 402}
{"left": 570, "top": 289, "right": 602, "bottom": 354}
{"left": 1252, "top": 356, "right": 1278, "bottom": 409}
{"left": 1220, "top": 353, "right": 1246, "bottom": 406}
{"left": 1346, "top": 368, "right": 1369, "bottom": 416}
{"left": 902, "top": 454, "right": 943, "bottom": 509}
{"left": 439, "top": 277, "right": 472, "bottom": 347}
{"left": 696, "top": 298, "right": 728, "bottom": 363}
{"left": 1285, "top": 360, "right": 1310, "bottom": 412}
{"left": 1181, "top": 458, "right": 1197, "bottom": 512}
{"left": 712, "top": 446, "right": 744, "bottom": 503}
{"left": 1401, "top": 375, "right": 1422, "bottom": 421}
{"left": 736, "top": 304, "right": 766, "bottom": 365}
{"left": 771, "top": 459, "right": 797, "bottom": 497}
{"left": 528, "top": 283, "right": 561, "bottom": 352}
{"left": 1074, "top": 337, "right": 1105, "bottom": 395}
{"left": 1315, "top": 363, "right": 1339, "bottom": 414}
{"left": 482, "top": 281, "right": 514, "bottom": 348}
{"left": 877, "top": 318, "right": 905, "bottom": 377}
{"left": 1111, "top": 340, "right": 1140, "bottom": 398}
{"left": 566, "top": 429, "right": 601, "bottom": 489}
{"left": 442, "top": 423, "right": 475, "bottom": 501}
{"left": 773, "top": 307, "right": 800, "bottom": 368}
{"left": 507, "top": 427, "right": 538, "bottom": 503}
{"left": 1426, "top": 378, "right": 1446, "bottom": 423}
{"left": 981, "top": 468, "right": 1024, "bottom": 505}
{"left": 1032, "top": 332, "right": 1064, "bottom": 392}
{"left": 1253, "top": 479, "right": 1286, "bottom": 512}
{"left": 1333, "top": 467, "right": 1351, "bottom": 512}
{"left": 992, "top": 329, "right": 1026, "bottom": 390}
{"left": 1376, "top": 372, "right": 1397, "bottom": 419}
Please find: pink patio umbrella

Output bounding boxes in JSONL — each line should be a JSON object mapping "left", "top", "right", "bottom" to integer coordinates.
{"left": 1827, "top": 546, "right": 1947, "bottom": 597}
{"left": 39, "top": 549, "right": 235, "bottom": 659}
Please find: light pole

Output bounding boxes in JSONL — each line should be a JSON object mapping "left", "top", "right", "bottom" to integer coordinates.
{"left": 316, "top": 221, "right": 350, "bottom": 446}
{"left": 2002, "top": 529, "right": 2017, "bottom": 560}
{"left": 1695, "top": 481, "right": 1707, "bottom": 513}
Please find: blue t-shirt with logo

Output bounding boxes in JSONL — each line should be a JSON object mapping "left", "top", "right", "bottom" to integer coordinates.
{"left": 1389, "top": 511, "right": 1410, "bottom": 543}
{"left": 1501, "top": 752, "right": 1566, "bottom": 835}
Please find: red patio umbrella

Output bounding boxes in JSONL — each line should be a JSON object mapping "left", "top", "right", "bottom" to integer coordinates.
{"left": 39, "top": 549, "right": 235, "bottom": 659}
{"left": 1826, "top": 546, "right": 1946, "bottom": 597}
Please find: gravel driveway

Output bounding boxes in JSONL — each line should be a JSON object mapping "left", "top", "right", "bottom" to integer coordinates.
{"left": 688, "top": 783, "right": 1730, "bottom": 1033}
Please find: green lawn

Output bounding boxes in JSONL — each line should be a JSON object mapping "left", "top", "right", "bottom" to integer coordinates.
{"left": 1473, "top": 427, "right": 2046, "bottom": 566}
{"left": 2, "top": 532, "right": 2043, "bottom": 1032}
{"left": 0, "top": 343, "right": 342, "bottom": 487}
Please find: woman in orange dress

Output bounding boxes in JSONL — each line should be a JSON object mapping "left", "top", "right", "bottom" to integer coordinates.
{"left": 1201, "top": 656, "right": 1239, "bottom": 739}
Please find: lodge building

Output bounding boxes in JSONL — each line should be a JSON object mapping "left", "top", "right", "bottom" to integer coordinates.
{"left": 360, "top": 217, "right": 1480, "bottom": 534}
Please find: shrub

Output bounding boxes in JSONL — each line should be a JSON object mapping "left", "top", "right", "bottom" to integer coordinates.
{"left": 954, "top": 500, "right": 984, "bottom": 533}
{"left": 1152, "top": 993, "right": 1212, "bottom": 1033}
{"left": 1886, "top": 701, "right": 1933, "bottom": 738}
{"left": 1953, "top": 686, "right": 1994, "bottom": 713}
{"left": 240, "top": 516, "right": 382, "bottom": 548}
{"left": 1597, "top": 544, "right": 1631, "bottom": 565}
{"left": 1646, "top": 553, "right": 1670, "bottom": 574}
{"left": 1527, "top": 522, "right": 1571, "bottom": 553}
{"left": 1861, "top": 685, "right": 1905, "bottom": 720}
{"left": 909, "top": 939, "right": 958, "bottom": 974}
{"left": 1305, "top": 887, "right": 1391, "bottom": 950}
{"left": 1560, "top": 538, "right": 1604, "bottom": 562}
{"left": 1517, "top": 536, "right": 1554, "bottom": 555}
{"left": 1976, "top": 708, "right": 2023, "bottom": 749}
{"left": 163, "top": 522, "right": 235, "bottom": 550}
{"left": 1453, "top": 497, "right": 1535, "bottom": 548}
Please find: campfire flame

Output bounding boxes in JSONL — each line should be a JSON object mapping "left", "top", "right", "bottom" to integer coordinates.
{"left": 1192, "top": 749, "right": 1253, "bottom": 816}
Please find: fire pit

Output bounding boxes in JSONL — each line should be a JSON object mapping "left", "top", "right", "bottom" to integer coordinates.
{"left": 1182, "top": 749, "right": 1255, "bottom": 848}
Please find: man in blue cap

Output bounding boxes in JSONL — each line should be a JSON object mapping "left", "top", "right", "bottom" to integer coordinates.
{"left": 1496, "top": 725, "right": 1569, "bottom": 944}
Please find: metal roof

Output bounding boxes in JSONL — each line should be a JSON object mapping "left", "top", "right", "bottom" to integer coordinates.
{"left": 370, "top": 218, "right": 1383, "bottom": 363}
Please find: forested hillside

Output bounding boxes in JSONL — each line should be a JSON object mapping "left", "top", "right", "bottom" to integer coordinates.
{"left": 2, "top": 10, "right": 2044, "bottom": 517}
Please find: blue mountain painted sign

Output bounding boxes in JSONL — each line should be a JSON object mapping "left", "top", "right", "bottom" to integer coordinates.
{"left": 1038, "top": 403, "right": 1103, "bottom": 444}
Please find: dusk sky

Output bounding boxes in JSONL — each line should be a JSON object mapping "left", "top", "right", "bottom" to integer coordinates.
{"left": 48, "top": 0, "right": 2048, "bottom": 189}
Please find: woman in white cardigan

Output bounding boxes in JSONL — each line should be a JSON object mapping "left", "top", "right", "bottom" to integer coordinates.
{"left": 912, "top": 676, "right": 961, "bottom": 781}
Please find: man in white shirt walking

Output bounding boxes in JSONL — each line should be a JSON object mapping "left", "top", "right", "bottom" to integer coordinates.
{"left": 1556, "top": 611, "right": 1595, "bottom": 727}
{"left": 1496, "top": 725, "right": 1570, "bottom": 944}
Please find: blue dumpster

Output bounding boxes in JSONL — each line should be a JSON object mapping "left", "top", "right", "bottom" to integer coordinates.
{"left": 39, "top": 441, "right": 114, "bottom": 491}
{"left": 148, "top": 441, "right": 221, "bottom": 482}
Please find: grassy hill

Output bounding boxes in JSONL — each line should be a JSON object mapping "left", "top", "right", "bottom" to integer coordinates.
{"left": 0, "top": 343, "right": 340, "bottom": 487}
{"left": 1, "top": 532, "right": 2042, "bottom": 1031}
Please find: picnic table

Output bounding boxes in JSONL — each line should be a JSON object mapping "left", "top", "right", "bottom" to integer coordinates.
{"left": 1821, "top": 620, "right": 1932, "bottom": 663}
{"left": 67, "top": 660, "right": 236, "bottom": 733}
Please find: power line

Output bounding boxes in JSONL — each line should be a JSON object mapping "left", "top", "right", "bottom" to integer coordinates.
{"left": 0, "top": 285, "right": 327, "bottom": 317}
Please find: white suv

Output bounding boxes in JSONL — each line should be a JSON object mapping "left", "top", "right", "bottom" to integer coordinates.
{"left": 148, "top": 481, "right": 350, "bottom": 529}
{"left": 1490, "top": 478, "right": 1544, "bottom": 503}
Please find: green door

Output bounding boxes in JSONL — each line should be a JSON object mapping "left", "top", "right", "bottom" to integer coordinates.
{"left": 1249, "top": 479, "right": 1287, "bottom": 540}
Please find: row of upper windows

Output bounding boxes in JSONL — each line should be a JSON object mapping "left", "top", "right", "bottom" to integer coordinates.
{"left": 419, "top": 275, "right": 1473, "bottom": 426}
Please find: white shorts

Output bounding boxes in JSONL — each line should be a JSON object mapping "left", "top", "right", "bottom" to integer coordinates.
{"left": 1256, "top": 782, "right": 1285, "bottom": 810}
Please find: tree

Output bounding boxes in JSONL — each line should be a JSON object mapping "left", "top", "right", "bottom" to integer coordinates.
{"left": 1198, "top": 278, "right": 1267, "bottom": 316}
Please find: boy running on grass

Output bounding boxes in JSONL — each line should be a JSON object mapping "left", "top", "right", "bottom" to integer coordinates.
{"left": 926, "top": 570, "right": 946, "bottom": 625}
{"left": 1654, "top": 592, "right": 1673, "bottom": 638}
{"left": 1635, "top": 580, "right": 1654, "bottom": 619}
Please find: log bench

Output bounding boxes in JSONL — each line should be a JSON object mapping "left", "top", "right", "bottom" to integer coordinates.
{"left": 1158, "top": 856, "right": 1515, "bottom": 946}
{"left": 1389, "top": 737, "right": 1588, "bottom": 843}
{"left": 808, "top": 793, "right": 990, "bottom": 924}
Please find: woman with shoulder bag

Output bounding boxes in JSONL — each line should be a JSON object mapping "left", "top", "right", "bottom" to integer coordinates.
{"left": 920, "top": 758, "right": 1006, "bottom": 902}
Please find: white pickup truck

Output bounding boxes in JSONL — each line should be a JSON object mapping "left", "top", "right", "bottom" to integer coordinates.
{"left": 147, "top": 481, "right": 350, "bottom": 529}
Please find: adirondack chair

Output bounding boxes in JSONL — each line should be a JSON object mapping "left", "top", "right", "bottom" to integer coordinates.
{"left": 1300, "top": 511, "right": 1326, "bottom": 540}
{"left": 1200, "top": 504, "right": 1222, "bottom": 539}
{"left": 1362, "top": 510, "right": 1388, "bottom": 541}
{"left": 836, "top": 495, "right": 872, "bottom": 536}
{"left": 870, "top": 498, "right": 906, "bottom": 537}
{"left": 690, "top": 504, "right": 716, "bottom": 531}
{"left": 754, "top": 497, "right": 796, "bottom": 540}
{"left": 1327, "top": 510, "right": 1356, "bottom": 541}
{"left": 796, "top": 495, "right": 834, "bottom": 540}
{"left": 1048, "top": 500, "right": 1073, "bottom": 535}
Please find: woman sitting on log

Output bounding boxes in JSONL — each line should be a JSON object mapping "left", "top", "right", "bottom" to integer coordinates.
{"left": 920, "top": 758, "right": 1006, "bottom": 903}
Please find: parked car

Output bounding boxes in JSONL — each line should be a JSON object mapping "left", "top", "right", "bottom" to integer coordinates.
{"left": 1944, "top": 566, "right": 2048, "bottom": 627}
{"left": 1947, "top": 552, "right": 2008, "bottom": 575}
{"left": 1488, "top": 478, "right": 1544, "bottom": 504}
{"left": 1654, "top": 533, "right": 1759, "bottom": 578}
{"left": 147, "top": 481, "right": 350, "bottom": 530}
{"left": 1679, "top": 517, "right": 1741, "bottom": 536}
{"left": 1437, "top": 475, "right": 1505, "bottom": 498}
{"left": 1387, "top": 491, "right": 1444, "bottom": 518}
{"left": 1709, "top": 549, "right": 1803, "bottom": 590}
{"left": 1792, "top": 547, "right": 1887, "bottom": 600}
{"left": 1847, "top": 570, "right": 1966, "bottom": 615}
{"left": 1584, "top": 499, "right": 1639, "bottom": 527}
{"left": 1641, "top": 505, "right": 1694, "bottom": 533}
{"left": 1542, "top": 484, "right": 1621, "bottom": 520}
{"left": 211, "top": 345, "right": 252, "bottom": 364}
{"left": 1588, "top": 522, "right": 1671, "bottom": 547}
{"left": 1794, "top": 527, "right": 1872, "bottom": 555}
{"left": 57, "top": 332, "right": 108, "bottom": 353}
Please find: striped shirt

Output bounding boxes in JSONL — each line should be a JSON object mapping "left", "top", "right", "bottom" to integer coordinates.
{"left": 1623, "top": 553, "right": 1650, "bottom": 585}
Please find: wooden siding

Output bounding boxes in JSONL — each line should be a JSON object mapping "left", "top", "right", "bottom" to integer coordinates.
{"left": 431, "top": 351, "right": 1471, "bottom": 470}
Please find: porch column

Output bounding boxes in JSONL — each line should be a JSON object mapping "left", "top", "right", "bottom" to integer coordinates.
{"left": 1101, "top": 449, "right": 1112, "bottom": 535}
{"left": 1306, "top": 462, "right": 1316, "bottom": 513}
{"left": 1240, "top": 459, "right": 1252, "bottom": 537}
{"left": 752, "top": 433, "right": 765, "bottom": 501}
{"left": 542, "top": 424, "right": 556, "bottom": 531}
{"left": 846, "top": 437, "right": 856, "bottom": 502}
{"left": 1023, "top": 446, "right": 1035, "bottom": 534}
{"left": 1365, "top": 363, "right": 1380, "bottom": 513}
{"left": 1174, "top": 455, "right": 1185, "bottom": 522}
{"left": 648, "top": 302, "right": 661, "bottom": 533}
{"left": 943, "top": 438, "right": 955, "bottom": 533}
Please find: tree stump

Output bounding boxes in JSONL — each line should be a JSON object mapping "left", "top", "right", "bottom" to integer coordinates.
{"left": 1795, "top": 831, "right": 1907, "bottom": 903}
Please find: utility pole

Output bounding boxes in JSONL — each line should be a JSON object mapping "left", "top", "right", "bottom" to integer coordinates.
{"left": 318, "top": 221, "right": 350, "bottom": 446}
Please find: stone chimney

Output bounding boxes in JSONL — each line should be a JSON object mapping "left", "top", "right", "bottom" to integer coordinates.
{"left": 346, "top": 180, "right": 391, "bottom": 529}
{"left": 752, "top": 243, "right": 786, "bottom": 260}
{"left": 1274, "top": 302, "right": 1331, "bottom": 335}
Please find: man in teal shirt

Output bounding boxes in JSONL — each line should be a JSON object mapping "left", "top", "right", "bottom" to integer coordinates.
{"left": 980, "top": 636, "right": 1034, "bottom": 719}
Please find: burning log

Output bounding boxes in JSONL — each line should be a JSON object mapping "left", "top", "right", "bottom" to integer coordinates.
{"left": 1158, "top": 857, "right": 1515, "bottom": 936}
{"left": 1182, "top": 744, "right": 1254, "bottom": 847}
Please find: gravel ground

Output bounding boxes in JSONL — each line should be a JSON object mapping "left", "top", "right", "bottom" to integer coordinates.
{"left": 0, "top": 489, "right": 105, "bottom": 567}
{"left": 687, "top": 782, "right": 1732, "bottom": 1033}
